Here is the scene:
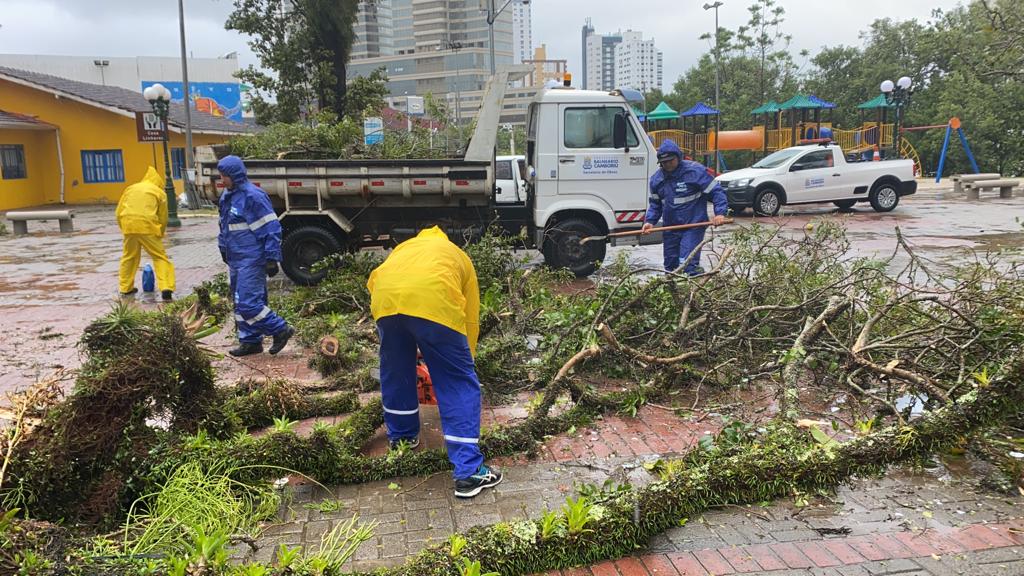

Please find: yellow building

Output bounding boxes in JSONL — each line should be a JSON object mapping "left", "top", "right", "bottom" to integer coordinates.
{"left": 0, "top": 66, "right": 251, "bottom": 211}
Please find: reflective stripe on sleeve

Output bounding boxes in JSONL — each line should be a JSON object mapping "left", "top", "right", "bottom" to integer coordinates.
{"left": 249, "top": 212, "right": 279, "bottom": 231}
{"left": 702, "top": 181, "right": 718, "bottom": 195}
{"left": 228, "top": 222, "right": 249, "bottom": 231}
{"left": 444, "top": 434, "right": 479, "bottom": 444}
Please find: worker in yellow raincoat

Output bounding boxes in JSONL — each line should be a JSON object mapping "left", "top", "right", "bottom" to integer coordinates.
{"left": 367, "top": 226, "right": 501, "bottom": 498}
{"left": 116, "top": 167, "right": 175, "bottom": 301}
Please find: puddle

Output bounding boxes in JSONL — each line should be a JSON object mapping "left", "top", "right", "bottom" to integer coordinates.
{"left": 894, "top": 393, "right": 929, "bottom": 417}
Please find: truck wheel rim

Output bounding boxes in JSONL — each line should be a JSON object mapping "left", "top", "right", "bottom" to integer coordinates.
{"left": 761, "top": 193, "right": 778, "bottom": 214}
{"left": 878, "top": 187, "right": 897, "bottom": 208}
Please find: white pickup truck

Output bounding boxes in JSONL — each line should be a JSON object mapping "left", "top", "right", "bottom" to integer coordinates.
{"left": 717, "top": 143, "right": 917, "bottom": 216}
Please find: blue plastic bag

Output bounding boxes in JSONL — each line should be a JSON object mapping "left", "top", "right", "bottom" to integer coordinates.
{"left": 142, "top": 264, "right": 156, "bottom": 292}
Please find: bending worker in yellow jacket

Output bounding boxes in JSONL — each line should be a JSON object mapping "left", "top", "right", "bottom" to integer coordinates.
{"left": 116, "top": 167, "right": 175, "bottom": 301}
{"left": 367, "top": 226, "right": 501, "bottom": 498}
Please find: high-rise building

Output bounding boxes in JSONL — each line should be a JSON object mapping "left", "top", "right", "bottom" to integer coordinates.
{"left": 348, "top": 0, "right": 521, "bottom": 122}
{"left": 614, "top": 31, "right": 663, "bottom": 93}
{"left": 352, "top": 0, "right": 394, "bottom": 60}
{"left": 581, "top": 22, "right": 661, "bottom": 93}
{"left": 584, "top": 32, "right": 621, "bottom": 91}
{"left": 512, "top": 0, "right": 533, "bottom": 65}
{"left": 581, "top": 19, "right": 594, "bottom": 89}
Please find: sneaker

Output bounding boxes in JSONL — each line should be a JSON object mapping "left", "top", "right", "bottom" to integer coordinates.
{"left": 229, "top": 342, "right": 263, "bottom": 357}
{"left": 161, "top": 290, "right": 173, "bottom": 302}
{"left": 454, "top": 465, "right": 503, "bottom": 498}
{"left": 120, "top": 287, "right": 138, "bottom": 297}
{"left": 389, "top": 437, "right": 420, "bottom": 451}
{"left": 268, "top": 325, "right": 295, "bottom": 355}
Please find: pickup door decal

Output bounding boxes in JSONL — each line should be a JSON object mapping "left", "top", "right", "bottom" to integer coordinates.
{"left": 804, "top": 177, "right": 825, "bottom": 189}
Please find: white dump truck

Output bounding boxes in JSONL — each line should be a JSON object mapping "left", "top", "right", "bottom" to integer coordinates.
{"left": 196, "top": 72, "right": 660, "bottom": 284}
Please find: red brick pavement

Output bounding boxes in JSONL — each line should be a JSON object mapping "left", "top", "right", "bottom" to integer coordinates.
{"left": 528, "top": 522, "right": 1024, "bottom": 575}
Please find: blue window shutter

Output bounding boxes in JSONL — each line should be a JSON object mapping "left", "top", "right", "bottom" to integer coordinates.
{"left": 81, "top": 150, "right": 125, "bottom": 183}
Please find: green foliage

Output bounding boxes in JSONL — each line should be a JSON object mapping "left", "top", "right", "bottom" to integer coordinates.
{"left": 539, "top": 509, "right": 563, "bottom": 541}
{"left": 561, "top": 497, "right": 594, "bottom": 536}
{"left": 304, "top": 514, "right": 377, "bottom": 573}
{"left": 226, "top": 0, "right": 362, "bottom": 123}
{"left": 449, "top": 533, "right": 468, "bottom": 557}
{"left": 272, "top": 416, "right": 299, "bottom": 433}
{"left": 460, "top": 557, "right": 500, "bottom": 576}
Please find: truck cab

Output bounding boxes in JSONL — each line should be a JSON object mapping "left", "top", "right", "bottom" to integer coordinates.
{"left": 524, "top": 87, "right": 655, "bottom": 275}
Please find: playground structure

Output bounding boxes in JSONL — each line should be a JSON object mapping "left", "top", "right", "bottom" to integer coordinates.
{"left": 640, "top": 91, "right": 961, "bottom": 177}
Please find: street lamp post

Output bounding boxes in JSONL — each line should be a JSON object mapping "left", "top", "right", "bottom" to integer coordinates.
{"left": 704, "top": 1, "right": 723, "bottom": 173}
{"left": 881, "top": 76, "right": 913, "bottom": 159}
{"left": 143, "top": 83, "right": 181, "bottom": 228}
{"left": 485, "top": 0, "right": 529, "bottom": 76}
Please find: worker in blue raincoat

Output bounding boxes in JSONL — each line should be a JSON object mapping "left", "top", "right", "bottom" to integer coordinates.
{"left": 641, "top": 140, "right": 728, "bottom": 274}
{"left": 366, "top": 226, "right": 502, "bottom": 499}
{"left": 217, "top": 155, "right": 295, "bottom": 357}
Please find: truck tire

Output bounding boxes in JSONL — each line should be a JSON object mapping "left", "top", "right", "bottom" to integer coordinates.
{"left": 543, "top": 218, "right": 606, "bottom": 277}
{"left": 869, "top": 181, "right": 900, "bottom": 212}
{"left": 833, "top": 199, "right": 857, "bottom": 211}
{"left": 753, "top": 188, "right": 782, "bottom": 217}
{"left": 281, "top": 225, "right": 343, "bottom": 286}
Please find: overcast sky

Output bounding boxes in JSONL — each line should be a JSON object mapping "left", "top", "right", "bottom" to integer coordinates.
{"left": 0, "top": 0, "right": 964, "bottom": 89}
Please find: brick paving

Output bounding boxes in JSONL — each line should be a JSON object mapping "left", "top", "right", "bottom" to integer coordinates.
{"left": 2, "top": 197, "right": 1023, "bottom": 574}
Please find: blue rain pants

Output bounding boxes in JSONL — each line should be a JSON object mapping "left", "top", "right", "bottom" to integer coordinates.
{"left": 377, "top": 313, "right": 483, "bottom": 480}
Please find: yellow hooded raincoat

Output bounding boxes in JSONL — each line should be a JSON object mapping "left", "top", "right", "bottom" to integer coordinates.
{"left": 116, "top": 167, "right": 176, "bottom": 293}
{"left": 367, "top": 226, "right": 480, "bottom": 354}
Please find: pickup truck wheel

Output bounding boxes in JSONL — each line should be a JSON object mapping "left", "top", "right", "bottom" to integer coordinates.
{"left": 543, "top": 218, "right": 605, "bottom": 278}
{"left": 869, "top": 182, "right": 900, "bottom": 212}
{"left": 833, "top": 199, "right": 857, "bottom": 211}
{"left": 281, "top": 225, "right": 343, "bottom": 286}
{"left": 753, "top": 189, "right": 782, "bottom": 217}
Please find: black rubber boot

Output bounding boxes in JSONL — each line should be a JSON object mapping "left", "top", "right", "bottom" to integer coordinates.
{"left": 229, "top": 342, "right": 263, "bottom": 357}
{"left": 120, "top": 287, "right": 138, "bottom": 297}
{"left": 269, "top": 325, "right": 295, "bottom": 355}
{"left": 161, "top": 290, "right": 173, "bottom": 302}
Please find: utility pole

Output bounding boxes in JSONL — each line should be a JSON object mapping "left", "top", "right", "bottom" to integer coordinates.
{"left": 486, "top": 0, "right": 527, "bottom": 76}
{"left": 704, "top": 2, "right": 723, "bottom": 173}
{"left": 178, "top": 0, "right": 199, "bottom": 209}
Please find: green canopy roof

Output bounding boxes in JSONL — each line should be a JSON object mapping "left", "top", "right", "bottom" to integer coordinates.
{"left": 751, "top": 100, "right": 781, "bottom": 114}
{"left": 857, "top": 93, "right": 895, "bottom": 109}
{"left": 779, "top": 94, "right": 823, "bottom": 110}
{"left": 646, "top": 101, "right": 679, "bottom": 121}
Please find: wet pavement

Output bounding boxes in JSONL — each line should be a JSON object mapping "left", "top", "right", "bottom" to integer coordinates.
{"left": 2, "top": 180, "right": 1023, "bottom": 574}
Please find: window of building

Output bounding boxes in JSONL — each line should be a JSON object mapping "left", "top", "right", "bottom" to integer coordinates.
{"left": 563, "top": 107, "right": 640, "bottom": 149}
{"left": 0, "top": 144, "right": 27, "bottom": 179}
{"left": 81, "top": 150, "right": 125, "bottom": 183}
{"left": 171, "top": 147, "right": 186, "bottom": 180}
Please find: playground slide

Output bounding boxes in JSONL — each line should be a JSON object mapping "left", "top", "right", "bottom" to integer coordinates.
{"left": 707, "top": 130, "right": 763, "bottom": 151}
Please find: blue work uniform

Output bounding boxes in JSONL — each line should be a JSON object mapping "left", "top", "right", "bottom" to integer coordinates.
{"left": 645, "top": 140, "right": 728, "bottom": 274}
{"left": 217, "top": 155, "right": 289, "bottom": 343}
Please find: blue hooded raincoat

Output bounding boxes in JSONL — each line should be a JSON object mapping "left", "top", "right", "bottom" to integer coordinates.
{"left": 645, "top": 140, "right": 728, "bottom": 274}
{"left": 217, "top": 155, "right": 289, "bottom": 343}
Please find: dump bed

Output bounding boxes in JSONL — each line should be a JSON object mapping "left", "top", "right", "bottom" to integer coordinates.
{"left": 194, "top": 70, "right": 518, "bottom": 211}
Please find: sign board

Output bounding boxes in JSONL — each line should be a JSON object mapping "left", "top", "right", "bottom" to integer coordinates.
{"left": 406, "top": 96, "right": 425, "bottom": 116}
{"left": 364, "top": 117, "right": 384, "bottom": 145}
{"left": 135, "top": 111, "right": 165, "bottom": 142}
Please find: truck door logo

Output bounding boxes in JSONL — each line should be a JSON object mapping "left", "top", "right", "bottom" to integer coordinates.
{"left": 581, "top": 156, "right": 620, "bottom": 175}
{"left": 582, "top": 156, "right": 593, "bottom": 171}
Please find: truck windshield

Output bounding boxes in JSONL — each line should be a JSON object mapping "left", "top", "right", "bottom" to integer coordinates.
{"left": 752, "top": 148, "right": 803, "bottom": 168}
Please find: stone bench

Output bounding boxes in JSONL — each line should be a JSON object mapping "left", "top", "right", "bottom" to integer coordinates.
{"left": 952, "top": 173, "right": 1000, "bottom": 195}
{"left": 6, "top": 210, "right": 75, "bottom": 235}
{"left": 964, "top": 179, "right": 1019, "bottom": 200}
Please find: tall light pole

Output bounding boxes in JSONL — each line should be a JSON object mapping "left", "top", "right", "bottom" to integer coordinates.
{"left": 881, "top": 76, "right": 913, "bottom": 159}
{"left": 178, "top": 0, "right": 199, "bottom": 209}
{"left": 703, "top": 1, "right": 723, "bottom": 173}
{"left": 143, "top": 83, "right": 182, "bottom": 228}
{"left": 486, "top": 0, "right": 529, "bottom": 76}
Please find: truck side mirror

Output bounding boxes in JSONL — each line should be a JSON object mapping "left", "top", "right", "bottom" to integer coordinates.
{"left": 613, "top": 113, "right": 627, "bottom": 150}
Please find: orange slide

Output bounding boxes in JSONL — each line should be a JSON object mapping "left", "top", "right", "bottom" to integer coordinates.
{"left": 707, "top": 129, "right": 764, "bottom": 151}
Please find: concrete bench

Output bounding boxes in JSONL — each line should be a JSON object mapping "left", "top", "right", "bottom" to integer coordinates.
{"left": 6, "top": 210, "right": 75, "bottom": 235}
{"left": 952, "top": 173, "right": 1000, "bottom": 195}
{"left": 964, "top": 179, "right": 1019, "bottom": 200}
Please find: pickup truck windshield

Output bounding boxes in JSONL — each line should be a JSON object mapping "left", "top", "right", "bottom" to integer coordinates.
{"left": 752, "top": 148, "right": 803, "bottom": 168}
